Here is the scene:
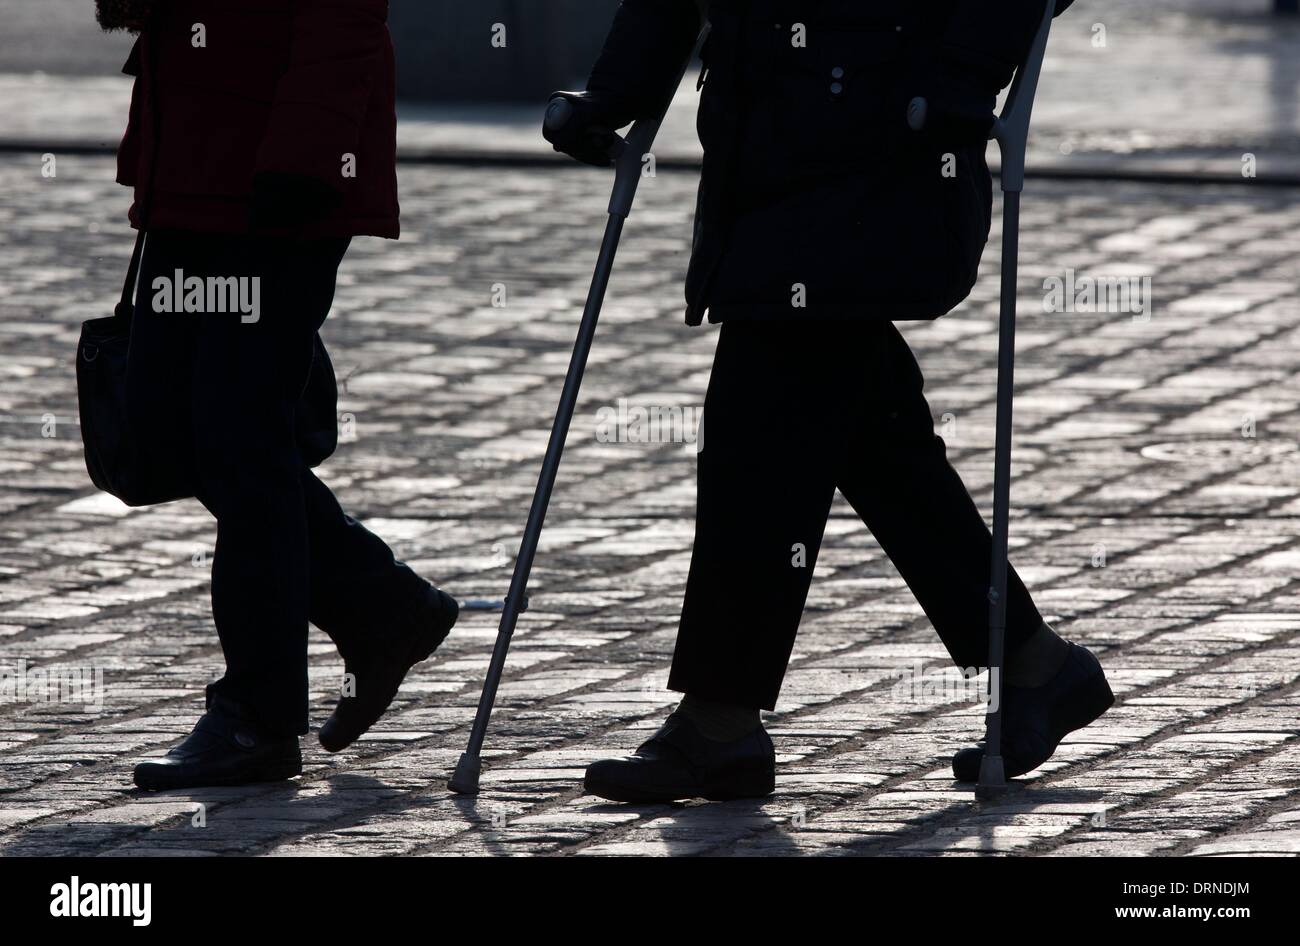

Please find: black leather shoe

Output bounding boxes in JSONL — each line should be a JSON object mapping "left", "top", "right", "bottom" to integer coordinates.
{"left": 319, "top": 585, "right": 458, "bottom": 752}
{"left": 584, "top": 713, "right": 776, "bottom": 803}
{"left": 134, "top": 704, "right": 301, "bottom": 791}
{"left": 952, "top": 642, "right": 1114, "bottom": 782}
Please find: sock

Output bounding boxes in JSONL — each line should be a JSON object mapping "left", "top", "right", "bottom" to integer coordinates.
{"left": 1005, "top": 622, "right": 1071, "bottom": 688}
{"left": 675, "top": 694, "right": 761, "bottom": 741}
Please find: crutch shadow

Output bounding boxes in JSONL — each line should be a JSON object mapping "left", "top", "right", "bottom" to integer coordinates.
{"left": 825, "top": 783, "right": 1110, "bottom": 857}
{"left": 445, "top": 792, "right": 524, "bottom": 857}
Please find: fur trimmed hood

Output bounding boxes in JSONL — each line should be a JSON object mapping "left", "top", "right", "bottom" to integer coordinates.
{"left": 95, "top": 0, "right": 159, "bottom": 32}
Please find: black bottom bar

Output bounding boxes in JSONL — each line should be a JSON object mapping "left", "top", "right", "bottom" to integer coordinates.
{"left": 1, "top": 855, "right": 1279, "bottom": 929}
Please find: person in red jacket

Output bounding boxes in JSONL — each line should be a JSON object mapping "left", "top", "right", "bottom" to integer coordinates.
{"left": 99, "top": 0, "right": 458, "bottom": 791}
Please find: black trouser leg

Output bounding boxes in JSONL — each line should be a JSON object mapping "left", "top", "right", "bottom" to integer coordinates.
{"left": 301, "top": 468, "right": 431, "bottom": 663}
{"left": 668, "top": 320, "right": 1043, "bottom": 711}
{"left": 834, "top": 323, "right": 1042, "bottom": 671}
{"left": 668, "top": 322, "right": 841, "bottom": 710}
{"left": 130, "top": 230, "right": 349, "bottom": 737}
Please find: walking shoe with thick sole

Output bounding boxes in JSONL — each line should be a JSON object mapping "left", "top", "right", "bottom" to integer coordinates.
{"left": 584, "top": 713, "right": 776, "bottom": 804}
{"left": 134, "top": 707, "right": 301, "bottom": 791}
{"left": 952, "top": 641, "right": 1114, "bottom": 782}
{"left": 319, "top": 585, "right": 458, "bottom": 752}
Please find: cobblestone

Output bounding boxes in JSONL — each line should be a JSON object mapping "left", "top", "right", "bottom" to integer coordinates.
{"left": 1, "top": 151, "right": 1300, "bottom": 855}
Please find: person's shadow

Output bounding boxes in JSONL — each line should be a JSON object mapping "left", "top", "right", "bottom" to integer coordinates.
{"left": 0, "top": 771, "right": 402, "bottom": 857}
{"left": 829, "top": 784, "right": 1110, "bottom": 856}
{"left": 575, "top": 798, "right": 803, "bottom": 857}
{"left": 0, "top": 757, "right": 1107, "bottom": 857}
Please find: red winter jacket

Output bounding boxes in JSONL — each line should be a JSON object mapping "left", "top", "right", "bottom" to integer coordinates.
{"left": 116, "top": 0, "right": 400, "bottom": 239}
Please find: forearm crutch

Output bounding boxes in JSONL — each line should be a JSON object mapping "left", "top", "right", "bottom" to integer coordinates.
{"left": 909, "top": 2, "right": 1056, "bottom": 799}
{"left": 448, "top": 53, "right": 699, "bottom": 796}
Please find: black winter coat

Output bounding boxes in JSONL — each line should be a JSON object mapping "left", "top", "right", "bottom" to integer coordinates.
{"left": 586, "top": 0, "right": 1074, "bottom": 325}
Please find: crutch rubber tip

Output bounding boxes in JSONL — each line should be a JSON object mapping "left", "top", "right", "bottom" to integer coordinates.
{"left": 447, "top": 752, "right": 482, "bottom": 795}
{"left": 974, "top": 754, "right": 1008, "bottom": 801}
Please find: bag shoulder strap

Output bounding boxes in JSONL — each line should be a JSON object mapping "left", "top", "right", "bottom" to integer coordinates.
{"left": 115, "top": 231, "right": 146, "bottom": 320}
{"left": 116, "top": 31, "right": 162, "bottom": 326}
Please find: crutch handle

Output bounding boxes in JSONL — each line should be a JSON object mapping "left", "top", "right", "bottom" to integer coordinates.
{"left": 906, "top": 96, "right": 928, "bottom": 132}
{"left": 544, "top": 94, "right": 628, "bottom": 163}
{"left": 543, "top": 96, "right": 575, "bottom": 132}
{"left": 904, "top": 95, "right": 998, "bottom": 140}
{"left": 544, "top": 94, "right": 660, "bottom": 218}
{"left": 905, "top": 0, "right": 1055, "bottom": 195}
{"left": 992, "top": 0, "right": 1056, "bottom": 193}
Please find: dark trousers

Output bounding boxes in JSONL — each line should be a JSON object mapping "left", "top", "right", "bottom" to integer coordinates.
{"left": 667, "top": 320, "right": 1043, "bottom": 710}
{"left": 126, "top": 229, "right": 426, "bottom": 737}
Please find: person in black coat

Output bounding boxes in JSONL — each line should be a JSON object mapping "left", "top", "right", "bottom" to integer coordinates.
{"left": 546, "top": 0, "right": 1114, "bottom": 803}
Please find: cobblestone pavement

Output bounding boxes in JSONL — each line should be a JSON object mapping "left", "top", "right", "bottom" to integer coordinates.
{"left": 2, "top": 154, "right": 1300, "bottom": 857}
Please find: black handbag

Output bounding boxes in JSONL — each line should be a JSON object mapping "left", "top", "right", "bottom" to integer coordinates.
{"left": 76, "top": 236, "right": 340, "bottom": 507}
{"left": 77, "top": 234, "right": 189, "bottom": 506}
{"left": 77, "top": 34, "right": 339, "bottom": 507}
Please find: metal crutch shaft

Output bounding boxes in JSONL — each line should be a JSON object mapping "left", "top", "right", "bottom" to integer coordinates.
{"left": 976, "top": 188, "right": 1020, "bottom": 800}
{"left": 908, "top": 1, "right": 1056, "bottom": 799}
{"left": 446, "top": 107, "right": 667, "bottom": 795}
{"left": 447, "top": 212, "right": 627, "bottom": 795}
{"left": 977, "top": 0, "right": 1056, "bottom": 800}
